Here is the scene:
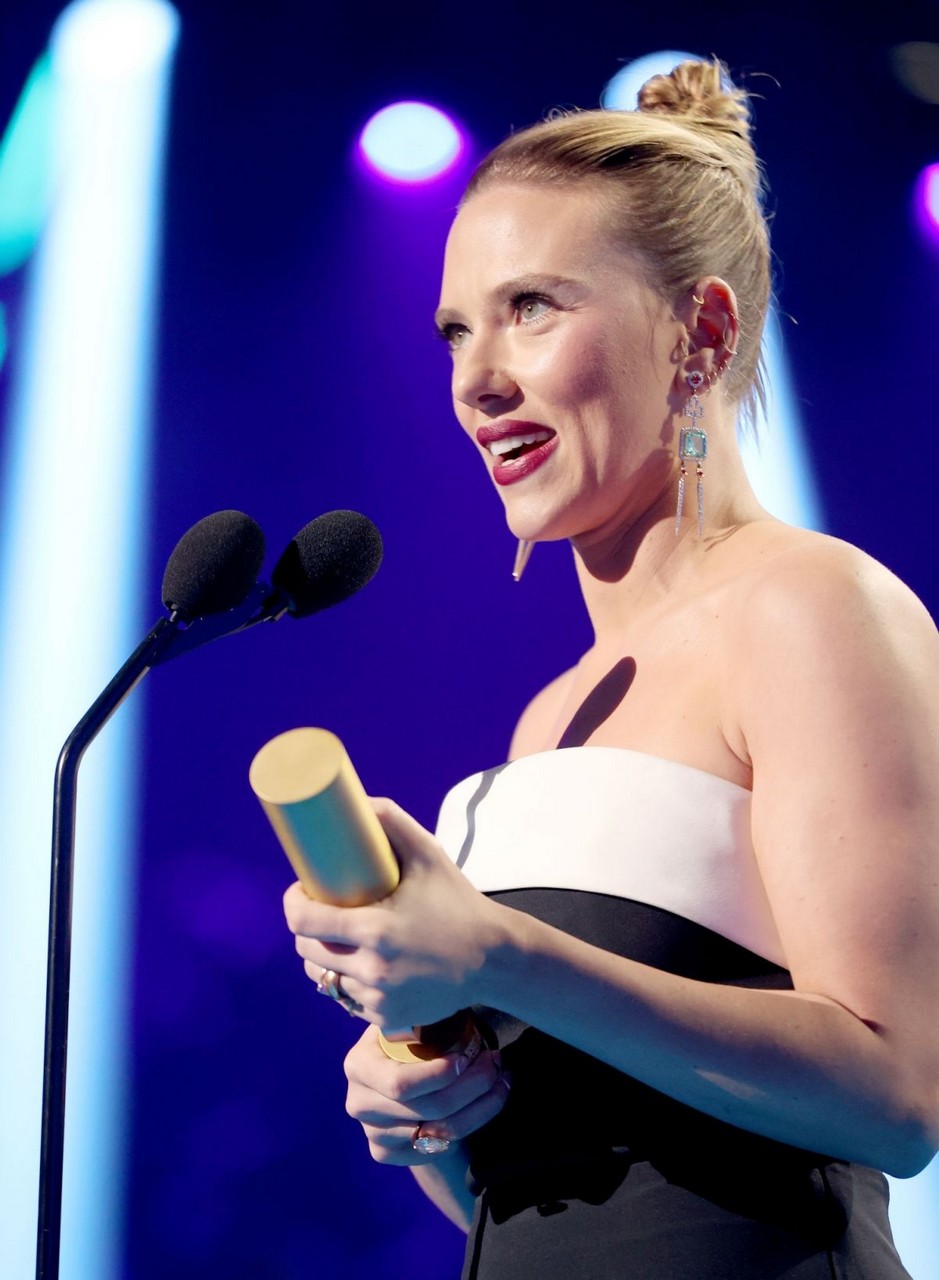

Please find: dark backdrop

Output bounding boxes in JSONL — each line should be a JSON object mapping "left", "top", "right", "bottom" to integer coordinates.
{"left": 1, "top": 2, "right": 937, "bottom": 1276}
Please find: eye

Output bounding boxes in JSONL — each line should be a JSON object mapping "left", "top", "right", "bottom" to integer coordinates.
{"left": 512, "top": 293, "right": 552, "bottom": 325}
{"left": 436, "top": 322, "right": 470, "bottom": 351}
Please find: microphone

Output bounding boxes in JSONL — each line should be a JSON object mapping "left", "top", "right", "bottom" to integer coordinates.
{"left": 162, "top": 509, "right": 266, "bottom": 618}
{"left": 268, "top": 509, "right": 384, "bottom": 619}
{"left": 151, "top": 509, "right": 383, "bottom": 664}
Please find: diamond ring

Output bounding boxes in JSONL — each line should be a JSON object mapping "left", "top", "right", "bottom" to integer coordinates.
{"left": 411, "top": 1124, "right": 451, "bottom": 1157}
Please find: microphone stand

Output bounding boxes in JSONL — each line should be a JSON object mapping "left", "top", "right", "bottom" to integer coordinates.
{"left": 36, "top": 585, "right": 282, "bottom": 1280}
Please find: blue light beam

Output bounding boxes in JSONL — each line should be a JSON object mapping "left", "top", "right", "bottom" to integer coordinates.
{"left": 0, "top": 3, "right": 180, "bottom": 1277}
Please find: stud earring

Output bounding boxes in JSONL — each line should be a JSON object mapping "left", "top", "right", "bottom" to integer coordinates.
{"left": 512, "top": 539, "right": 534, "bottom": 581}
{"left": 675, "top": 370, "right": 707, "bottom": 539}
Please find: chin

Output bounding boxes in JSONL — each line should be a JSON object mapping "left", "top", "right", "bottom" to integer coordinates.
{"left": 505, "top": 516, "right": 566, "bottom": 545}
{"left": 504, "top": 500, "right": 599, "bottom": 546}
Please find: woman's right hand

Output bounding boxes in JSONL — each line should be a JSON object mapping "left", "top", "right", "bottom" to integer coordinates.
{"left": 344, "top": 1024, "right": 510, "bottom": 1166}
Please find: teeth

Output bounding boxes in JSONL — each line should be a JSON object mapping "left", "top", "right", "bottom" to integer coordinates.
{"left": 489, "top": 431, "right": 552, "bottom": 458}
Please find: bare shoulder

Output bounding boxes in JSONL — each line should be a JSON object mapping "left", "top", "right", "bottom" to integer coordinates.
{"left": 734, "top": 527, "right": 932, "bottom": 621}
{"left": 741, "top": 532, "right": 939, "bottom": 665}
{"left": 721, "top": 524, "right": 939, "bottom": 791}
{"left": 508, "top": 665, "right": 579, "bottom": 761}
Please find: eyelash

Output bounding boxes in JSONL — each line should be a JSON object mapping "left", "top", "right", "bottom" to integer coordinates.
{"left": 510, "top": 291, "right": 552, "bottom": 324}
{"left": 434, "top": 292, "right": 554, "bottom": 349}
{"left": 435, "top": 323, "right": 465, "bottom": 347}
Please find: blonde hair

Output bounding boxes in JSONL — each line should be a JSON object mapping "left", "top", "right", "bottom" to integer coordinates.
{"left": 463, "top": 59, "right": 771, "bottom": 425}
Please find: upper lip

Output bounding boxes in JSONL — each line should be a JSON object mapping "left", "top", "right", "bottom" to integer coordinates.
{"left": 475, "top": 420, "right": 555, "bottom": 448}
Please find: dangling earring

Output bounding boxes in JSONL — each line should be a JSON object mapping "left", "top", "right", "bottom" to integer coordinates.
{"left": 512, "top": 539, "right": 534, "bottom": 581}
{"left": 675, "top": 370, "right": 707, "bottom": 539}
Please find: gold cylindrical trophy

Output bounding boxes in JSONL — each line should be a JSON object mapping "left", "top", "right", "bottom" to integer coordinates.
{"left": 250, "top": 727, "right": 476, "bottom": 1063}
{"left": 249, "top": 727, "right": 399, "bottom": 905}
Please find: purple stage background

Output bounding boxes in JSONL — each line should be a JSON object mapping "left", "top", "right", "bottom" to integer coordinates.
{"left": 1, "top": 2, "right": 936, "bottom": 1276}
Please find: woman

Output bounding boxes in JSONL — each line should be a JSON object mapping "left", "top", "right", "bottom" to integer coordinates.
{"left": 284, "top": 60, "right": 939, "bottom": 1277}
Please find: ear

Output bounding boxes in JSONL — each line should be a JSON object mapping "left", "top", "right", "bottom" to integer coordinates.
{"left": 675, "top": 277, "right": 739, "bottom": 390}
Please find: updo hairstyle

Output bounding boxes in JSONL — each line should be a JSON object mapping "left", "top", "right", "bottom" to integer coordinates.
{"left": 463, "top": 59, "right": 771, "bottom": 424}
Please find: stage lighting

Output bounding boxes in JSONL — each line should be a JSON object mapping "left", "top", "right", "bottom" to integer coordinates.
{"left": 0, "top": 1, "right": 179, "bottom": 1275}
{"left": 53, "top": 0, "right": 179, "bottom": 76}
{"left": 0, "top": 54, "right": 54, "bottom": 275}
{"left": 914, "top": 162, "right": 939, "bottom": 246}
{"left": 358, "top": 101, "right": 463, "bottom": 183}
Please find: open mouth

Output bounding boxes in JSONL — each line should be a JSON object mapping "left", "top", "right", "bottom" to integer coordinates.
{"left": 488, "top": 430, "right": 555, "bottom": 463}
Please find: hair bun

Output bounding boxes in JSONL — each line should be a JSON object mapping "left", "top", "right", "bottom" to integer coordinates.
{"left": 637, "top": 58, "right": 751, "bottom": 139}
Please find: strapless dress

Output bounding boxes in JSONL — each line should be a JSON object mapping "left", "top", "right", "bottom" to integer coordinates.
{"left": 434, "top": 748, "right": 911, "bottom": 1280}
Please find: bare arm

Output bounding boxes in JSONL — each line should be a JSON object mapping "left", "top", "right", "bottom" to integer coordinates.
{"left": 409, "top": 1148, "right": 475, "bottom": 1230}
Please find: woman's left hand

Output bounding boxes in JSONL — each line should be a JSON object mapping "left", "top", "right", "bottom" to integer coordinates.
{"left": 283, "top": 797, "right": 506, "bottom": 1031}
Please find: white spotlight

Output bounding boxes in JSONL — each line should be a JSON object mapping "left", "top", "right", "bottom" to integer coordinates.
{"left": 0, "top": 2, "right": 179, "bottom": 1277}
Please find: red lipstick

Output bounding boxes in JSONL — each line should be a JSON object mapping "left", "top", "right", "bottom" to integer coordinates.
{"left": 475, "top": 420, "right": 558, "bottom": 487}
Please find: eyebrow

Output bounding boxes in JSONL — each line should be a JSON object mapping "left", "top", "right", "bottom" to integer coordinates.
{"left": 434, "top": 273, "right": 585, "bottom": 329}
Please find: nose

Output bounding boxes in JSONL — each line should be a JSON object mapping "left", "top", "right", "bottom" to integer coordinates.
{"left": 452, "top": 336, "right": 519, "bottom": 412}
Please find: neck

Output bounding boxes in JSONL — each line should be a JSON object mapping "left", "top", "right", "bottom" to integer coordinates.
{"left": 569, "top": 427, "right": 767, "bottom": 647}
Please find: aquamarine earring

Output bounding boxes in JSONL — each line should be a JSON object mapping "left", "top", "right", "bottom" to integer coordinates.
{"left": 675, "top": 370, "right": 708, "bottom": 538}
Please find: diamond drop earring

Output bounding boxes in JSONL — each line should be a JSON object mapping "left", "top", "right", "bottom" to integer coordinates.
{"left": 675, "top": 370, "right": 708, "bottom": 539}
{"left": 512, "top": 539, "right": 534, "bottom": 581}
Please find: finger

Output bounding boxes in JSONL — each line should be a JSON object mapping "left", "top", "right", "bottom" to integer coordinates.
{"left": 360, "top": 1124, "right": 445, "bottom": 1167}
{"left": 344, "top": 1027, "right": 490, "bottom": 1103}
{"left": 302, "top": 960, "right": 386, "bottom": 1020}
{"left": 295, "top": 940, "right": 393, "bottom": 1009}
{"left": 360, "top": 1071, "right": 510, "bottom": 1165}
{"left": 428, "top": 1072, "right": 511, "bottom": 1140}
{"left": 348, "top": 1050, "right": 505, "bottom": 1126}
{"left": 300, "top": 959, "right": 446, "bottom": 1036}
{"left": 296, "top": 936, "right": 364, "bottom": 973}
{"left": 303, "top": 962, "right": 371, "bottom": 1019}
{"left": 283, "top": 881, "right": 374, "bottom": 947}
{"left": 370, "top": 797, "right": 445, "bottom": 873}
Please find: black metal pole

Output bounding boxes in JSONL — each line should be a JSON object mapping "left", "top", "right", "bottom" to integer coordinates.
{"left": 34, "top": 584, "right": 279, "bottom": 1279}
{"left": 35, "top": 617, "right": 176, "bottom": 1280}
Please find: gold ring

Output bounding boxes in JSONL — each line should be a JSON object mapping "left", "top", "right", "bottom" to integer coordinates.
{"left": 317, "top": 968, "right": 343, "bottom": 1001}
{"left": 317, "top": 968, "right": 364, "bottom": 1015}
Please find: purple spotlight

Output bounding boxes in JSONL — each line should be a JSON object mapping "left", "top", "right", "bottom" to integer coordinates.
{"left": 914, "top": 161, "right": 939, "bottom": 246}
{"left": 358, "top": 101, "right": 463, "bottom": 184}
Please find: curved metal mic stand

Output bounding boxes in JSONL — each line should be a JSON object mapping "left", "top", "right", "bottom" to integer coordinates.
{"left": 36, "top": 586, "right": 278, "bottom": 1280}
{"left": 38, "top": 619, "right": 175, "bottom": 1280}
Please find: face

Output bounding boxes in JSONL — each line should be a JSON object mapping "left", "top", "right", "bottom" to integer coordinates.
{"left": 436, "top": 183, "right": 684, "bottom": 548}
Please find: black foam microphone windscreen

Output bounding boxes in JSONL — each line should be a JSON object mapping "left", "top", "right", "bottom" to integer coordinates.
{"left": 272, "top": 510, "right": 383, "bottom": 618}
{"left": 161, "top": 510, "right": 266, "bottom": 618}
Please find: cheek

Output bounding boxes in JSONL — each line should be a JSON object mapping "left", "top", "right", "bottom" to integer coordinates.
{"left": 531, "top": 326, "right": 640, "bottom": 411}
{"left": 522, "top": 345, "right": 603, "bottom": 412}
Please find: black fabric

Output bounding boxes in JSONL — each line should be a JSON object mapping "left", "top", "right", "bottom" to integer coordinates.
{"left": 460, "top": 889, "right": 910, "bottom": 1280}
